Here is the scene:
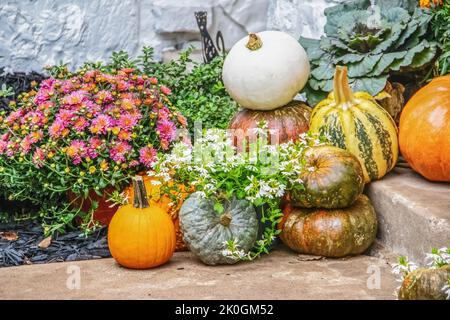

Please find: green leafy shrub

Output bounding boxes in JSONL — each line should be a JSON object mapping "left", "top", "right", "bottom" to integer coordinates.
{"left": 301, "top": 0, "right": 438, "bottom": 106}
{"left": 430, "top": 0, "right": 450, "bottom": 76}
{"left": 138, "top": 47, "right": 238, "bottom": 133}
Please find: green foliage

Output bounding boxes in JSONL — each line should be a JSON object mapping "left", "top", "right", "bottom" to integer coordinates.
{"left": 301, "top": 0, "right": 438, "bottom": 106}
{"left": 0, "top": 84, "right": 14, "bottom": 98}
{"left": 136, "top": 47, "right": 238, "bottom": 133}
{"left": 430, "top": 0, "right": 450, "bottom": 76}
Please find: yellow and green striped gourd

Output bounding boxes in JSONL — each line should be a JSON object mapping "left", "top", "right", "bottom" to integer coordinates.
{"left": 309, "top": 66, "right": 398, "bottom": 183}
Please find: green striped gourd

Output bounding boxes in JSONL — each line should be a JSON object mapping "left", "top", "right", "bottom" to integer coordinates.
{"left": 309, "top": 66, "right": 399, "bottom": 183}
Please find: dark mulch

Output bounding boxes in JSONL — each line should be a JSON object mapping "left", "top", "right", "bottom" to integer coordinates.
{"left": 0, "top": 69, "right": 46, "bottom": 111}
{"left": 0, "top": 221, "right": 111, "bottom": 268}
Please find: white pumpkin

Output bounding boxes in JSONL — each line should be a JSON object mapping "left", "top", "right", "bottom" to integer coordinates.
{"left": 222, "top": 31, "right": 310, "bottom": 111}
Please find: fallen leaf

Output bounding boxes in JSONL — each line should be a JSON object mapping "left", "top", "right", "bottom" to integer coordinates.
{"left": 296, "top": 254, "right": 325, "bottom": 261}
{"left": 38, "top": 236, "right": 52, "bottom": 249}
{"left": 0, "top": 231, "right": 18, "bottom": 241}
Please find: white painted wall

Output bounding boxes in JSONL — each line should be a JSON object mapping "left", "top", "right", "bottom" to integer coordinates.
{"left": 0, "top": 0, "right": 345, "bottom": 74}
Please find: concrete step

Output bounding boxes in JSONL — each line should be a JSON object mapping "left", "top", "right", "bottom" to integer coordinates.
{"left": 366, "top": 167, "right": 450, "bottom": 264}
{"left": 0, "top": 247, "right": 397, "bottom": 300}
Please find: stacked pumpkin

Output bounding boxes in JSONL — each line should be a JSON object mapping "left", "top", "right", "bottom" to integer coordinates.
{"left": 280, "top": 66, "right": 402, "bottom": 258}
{"left": 279, "top": 145, "right": 378, "bottom": 257}
{"left": 223, "top": 31, "right": 312, "bottom": 149}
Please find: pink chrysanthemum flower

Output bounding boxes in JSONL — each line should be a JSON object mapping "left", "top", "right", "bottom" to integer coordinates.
{"left": 6, "top": 109, "right": 25, "bottom": 125}
{"left": 37, "top": 101, "right": 55, "bottom": 111}
{"left": 40, "top": 78, "right": 56, "bottom": 90}
{"left": 28, "top": 111, "right": 44, "bottom": 126}
{"left": 90, "top": 114, "right": 113, "bottom": 134}
{"left": 20, "top": 136, "right": 32, "bottom": 155}
{"left": 66, "top": 140, "right": 86, "bottom": 165}
{"left": 34, "top": 89, "right": 54, "bottom": 105}
{"left": 121, "top": 98, "right": 135, "bottom": 111}
{"left": 118, "top": 130, "right": 132, "bottom": 141}
{"left": 116, "top": 80, "right": 130, "bottom": 92}
{"left": 95, "top": 90, "right": 114, "bottom": 103}
{"left": 160, "top": 85, "right": 172, "bottom": 96}
{"left": 139, "top": 146, "right": 157, "bottom": 168}
{"left": 118, "top": 113, "right": 138, "bottom": 130}
{"left": 49, "top": 120, "right": 65, "bottom": 139}
{"left": 32, "top": 148, "right": 45, "bottom": 168}
{"left": 0, "top": 141, "right": 7, "bottom": 155}
{"left": 60, "top": 80, "right": 76, "bottom": 94}
{"left": 1, "top": 133, "right": 10, "bottom": 142}
{"left": 154, "top": 105, "right": 170, "bottom": 121}
{"left": 29, "top": 131, "right": 43, "bottom": 143}
{"left": 57, "top": 109, "right": 75, "bottom": 123}
{"left": 110, "top": 141, "right": 131, "bottom": 163}
{"left": 157, "top": 119, "right": 177, "bottom": 150}
{"left": 62, "top": 90, "right": 87, "bottom": 105}
{"left": 87, "top": 137, "right": 103, "bottom": 159}
{"left": 73, "top": 117, "right": 89, "bottom": 132}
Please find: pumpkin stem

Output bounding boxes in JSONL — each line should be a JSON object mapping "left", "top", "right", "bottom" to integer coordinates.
{"left": 333, "top": 66, "right": 355, "bottom": 105}
{"left": 220, "top": 212, "right": 232, "bottom": 227}
{"left": 132, "top": 176, "right": 149, "bottom": 209}
{"left": 246, "top": 33, "right": 263, "bottom": 51}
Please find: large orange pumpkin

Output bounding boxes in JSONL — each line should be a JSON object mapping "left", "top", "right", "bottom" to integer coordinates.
{"left": 108, "top": 176, "right": 175, "bottom": 269}
{"left": 399, "top": 75, "right": 450, "bottom": 181}
{"left": 124, "top": 174, "right": 190, "bottom": 251}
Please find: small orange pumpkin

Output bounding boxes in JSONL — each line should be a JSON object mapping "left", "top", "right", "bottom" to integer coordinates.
{"left": 124, "top": 174, "right": 191, "bottom": 251}
{"left": 399, "top": 75, "right": 450, "bottom": 181}
{"left": 108, "top": 176, "right": 175, "bottom": 269}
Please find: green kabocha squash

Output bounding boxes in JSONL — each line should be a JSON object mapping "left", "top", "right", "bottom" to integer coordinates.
{"left": 179, "top": 192, "right": 259, "bottom": 265}
{"left": 290, "top": 145, "right": 364, "bottom": 209}
{"left": 399, "top": 265, "right": 450, "bottom": 300}
{"left": 280, "top": 195, "right": 377, "bottom": 258}
{"left": 309, "top": 66, "right": 399, "bottom": 183}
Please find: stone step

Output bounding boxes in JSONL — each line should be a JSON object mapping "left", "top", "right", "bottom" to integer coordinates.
{"left": 366, "top": 167, "right": 450, "bottom": 264}
{"left": 0, "top": 248, "right": 397, "bottom": 300}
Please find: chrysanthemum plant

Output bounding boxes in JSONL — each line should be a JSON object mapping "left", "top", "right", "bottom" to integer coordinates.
{"left": 151, "top": 126, "right": 329, "bottom": 261}
{"left": 0, "top": 65, "right": 188, "bottom": 235}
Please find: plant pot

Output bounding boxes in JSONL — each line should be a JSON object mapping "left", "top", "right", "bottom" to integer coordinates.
{"left": 68, "top": 188, "right": 119, "bottom": 226}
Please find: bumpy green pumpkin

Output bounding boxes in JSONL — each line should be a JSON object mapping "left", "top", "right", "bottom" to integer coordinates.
{"left": 309, "top": 66, "right": 398, "bottom": 183}
{"left": 290, "top": 145, "right": 364, "bottom": 209}
{"left": 399, "top": 265, "right": 450, "bottom": 300}
{"left": 280, "top": 195, "right": 377, "bottom": 258}
{"left": 179, "top": 192, "right": 259, "bottom": 265}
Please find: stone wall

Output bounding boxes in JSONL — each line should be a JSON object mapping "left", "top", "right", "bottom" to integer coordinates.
{"left": 0, "top": 0, "right": 345, "bottom": 74}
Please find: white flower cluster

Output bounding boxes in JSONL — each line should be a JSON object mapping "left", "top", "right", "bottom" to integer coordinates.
{"left": 443, "top": 280, "right": 450, "bottom": 300}
{"left": 392, "top": 257, "right": 419, "bottom": 282}
{"left": 425, "top": 247, "right": 450, "bottom": 269}
{"left": 244, "top": 176, "right": 286, "bottom": 202}
{"left": 151, "top": 127, "right": 327, "bottom": 204}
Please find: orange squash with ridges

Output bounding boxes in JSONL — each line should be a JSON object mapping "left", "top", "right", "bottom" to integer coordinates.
{"left": 399, "top": 75, "right": 450, "bottom": 181}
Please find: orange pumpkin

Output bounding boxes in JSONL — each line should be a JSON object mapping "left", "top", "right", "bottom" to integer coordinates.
{"left": 108, "top": 176, "right": 175, "bottom": 269}
{"left": 124, "top": 174, "right": 190, "bottom": 251}
{"left": 399, "top": 75, "right": 450, "bottom": 181}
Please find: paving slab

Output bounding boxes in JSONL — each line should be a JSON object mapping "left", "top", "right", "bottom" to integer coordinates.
{"left": 0, "top": 247, "right": 397, "bottom": 300}
{"left": 367, "top": 168, "right": 450, "bottom": 264}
